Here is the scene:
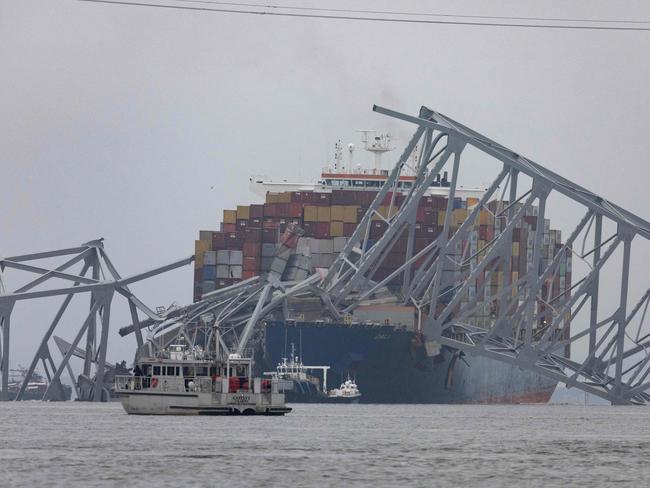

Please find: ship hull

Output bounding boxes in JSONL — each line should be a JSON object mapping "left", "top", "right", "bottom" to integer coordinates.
{"left": 261, "top": 321, "right": 557, "bottom": 404}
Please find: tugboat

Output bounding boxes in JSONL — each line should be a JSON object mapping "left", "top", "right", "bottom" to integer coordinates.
{"left": 114, "top": 343, "right": 291, "bottom": 416}
{"left": 264, "top": 344, "right": 330, "bottom": 403}
{"left": 327, "top": 376, "right": 362, "bottom": 403}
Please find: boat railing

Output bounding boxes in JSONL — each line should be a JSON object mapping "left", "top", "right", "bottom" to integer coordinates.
{"left": 115, "top": 375, "right": 278, "bottom": 394}
{"left": 114, "top": 375, "right": 226, "bottom": 394}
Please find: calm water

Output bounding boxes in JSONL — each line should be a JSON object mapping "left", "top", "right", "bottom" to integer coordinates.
{"left": 0, "top": 402, "right": 648, "bottom": 487}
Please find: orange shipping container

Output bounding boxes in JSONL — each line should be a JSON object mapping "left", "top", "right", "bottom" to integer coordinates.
{"left": 194, "top": 240, "right": 210, "bottom": 268}
{"left": 303, "top": 206, "right": 318, "bottom": 222}
{"left": 331, "top": 206, "right": 345, "bottom": 221}
{"left": 330, "top": 221, "right": 344, "bottom": 237}
{"left": 453, "top": 209, "right": 468, "bottom": 226}
{"left": 236, "top": 205, "right": 250, "bottom": 220}
{"left": 276, "top": 192, "right": 292, "bottom": 203}
{"left": 343, "top": 206, "right": 358, "bottom": 223}
{"left": 223, "top": 210, "right": 237, "bottom": 224}
{"left": 317, "top": 206, "right": 331, "bottom": 222}
{"left": 479, "top": 210, "right": 493, "bottom": 226}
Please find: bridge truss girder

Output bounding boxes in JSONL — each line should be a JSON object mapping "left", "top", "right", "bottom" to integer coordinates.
{"left": 0, "top": 239, "right": 191, "bottom": 401}
{"left": 327, "top": 105, "right": 650, "bottom": 405}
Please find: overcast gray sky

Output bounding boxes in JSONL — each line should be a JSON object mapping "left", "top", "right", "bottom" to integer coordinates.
{"left": 1, "top": 0, "right": 649, "bottom": 372}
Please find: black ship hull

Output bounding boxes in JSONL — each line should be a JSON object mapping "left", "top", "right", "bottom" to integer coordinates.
{"left": 260, "top": 321, "right": 557, "bottom": 404}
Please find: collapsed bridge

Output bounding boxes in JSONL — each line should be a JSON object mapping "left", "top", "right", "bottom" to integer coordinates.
{"left": 2, "top": 105, "right": 649, "bottom": 405}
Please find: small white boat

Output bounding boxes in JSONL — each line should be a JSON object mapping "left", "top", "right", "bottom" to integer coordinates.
{"left": 327, "top": 376, "right": 361, "bottom": 403}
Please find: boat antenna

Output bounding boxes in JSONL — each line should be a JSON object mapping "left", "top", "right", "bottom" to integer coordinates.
{"left": 283, "top": 326, "right": 288, "bottom": 360}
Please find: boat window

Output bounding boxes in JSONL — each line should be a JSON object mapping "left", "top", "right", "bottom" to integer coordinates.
{"left": 352, "top": 180, "right": 365, "bottom": 187}
{"left": 183, "top": 366, "right": 194, "bottom": 377}
{"left": 175, "top": 367, "right": 180, "bottom": 376}
{"left": 197, "top": 367, "right": 208, "bottom": 377}
{"left": 366, "top": 180, "right": 381, "bottom": 188}
{"left": 153, "top": 366, "right": 160, "bottom": 375}
{"left": 403, "top": 182, "right": 412, "bottom": 189}
{"left": 142, "top": 365, "right": 151, "bottom": 376}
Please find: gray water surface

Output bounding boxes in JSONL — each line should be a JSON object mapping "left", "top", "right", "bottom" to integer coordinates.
{"left": 1, "top": 402, "right": 648, "bottom": 487}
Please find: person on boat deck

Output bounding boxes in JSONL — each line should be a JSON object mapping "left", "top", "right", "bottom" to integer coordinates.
{"left": 133, "top": 365, "right": 143, "bottom": 377}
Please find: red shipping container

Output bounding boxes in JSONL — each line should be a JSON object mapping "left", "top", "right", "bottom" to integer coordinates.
{"left": 262, "top": 228, "right": 277, "bottom": 243}
{"left": 212, "top": 232, "right": 225, "bottom": 249}
{"left": 288, "top": 202, "right": 303, "bottom": 218}
{"left": 244, "top": 227, "right": 262, "bottom": 242}
{"left": 331, "top": 190, "right": 351, "bottom": 205}
{"left": 250, "top": 204, "right": 264, "bottom": 219}
{"left": 263, "top": 217, "right": 278, "bottom": 228}
{"left": 313, "top": 192, "right": 331, "bottom": 206}
{"left": 290, "top": 191, "right": 311, "bottom": 203}
{"left": 382, "top": 192, "right": 399, "bottom": 206}
{"left": 242, "top": 270, "right": 257, "bottom": 280}
{"left": 314, "top": 222, "right": 330, "bottom": 238}
{"left": 303, "top": 221, "right": 316, "bottom": 237}
{"left": 432, "top": 196, "right": 448, "bottom": 209}
{"left": 276, "top": 203, "right": 289, "bottom": 217}
{"left": 222, "top": 223, "right": 236, "bottom": 233}
{"left": 243, "top": 241, "right": 261, "bottom": 257}
{"left": 243, "top": 256, "right": 259, "bottom": 271}
{"left": 224, "top": 232, "right": 243, "bottom": 250}
{"left": 524, "top": 216, "right": 537, "bottom": 230}
{"left": 362, "top": 192, "right": 378, "bottom": 206}
{"left": 370, "top": 221, "right": 388, "bottom": 239}
{"left": 419, "top": 196, "right": 433, "bottom": 208}
{"left": 424, "top": 209, "right": 437, "bottom": 225}
{"left": 264, "top": 203, "right": 278, "bottom": 218}
{"left": 343, "top": 223, "right": 356, "bottom": 237}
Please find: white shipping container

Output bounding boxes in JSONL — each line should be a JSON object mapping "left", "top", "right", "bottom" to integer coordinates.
{"left": 216, "top": 250, "right": 230, "bottom": 265}
{"left": 229, "top": 265, "right": 243, "bottom": 279}
{"left": 270, "top": 257, "right": 288, "bottom": 275}
{"left": 333, "top": 236, "right": 347, "bottom": 253}
{"left": 216, "top": 265, "right": 229, "bottom": 279}
{"left": 229, "top": 250, "right": 243, "bottom": 265}
{"left": 261, "top": 243, "right": 277, "bottom": 257}
{"left": 260, "top": 257, "right": 273, "bottom": 271}
{"left": 203, "top": 251, "right": 217, "bottom": 265}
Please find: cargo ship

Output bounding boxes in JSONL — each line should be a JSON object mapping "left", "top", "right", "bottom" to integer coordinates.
{"left": 192, "top": 135, "right": 571, "bottom": 403}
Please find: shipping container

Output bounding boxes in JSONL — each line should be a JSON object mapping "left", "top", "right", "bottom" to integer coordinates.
{"left": 223, "top": 209, "right": 237, "bottom": 224}
{"left": 330, "top": 221, "right": 344, "bottom": 237}
{"left": 303, "top": 206, "right": 318, "bottom": 222}
{"left": 236, "top": 205, "right": 250, "bottom": 220}
{"left": 243, "top": 241, "right": 261, "bottom": 257}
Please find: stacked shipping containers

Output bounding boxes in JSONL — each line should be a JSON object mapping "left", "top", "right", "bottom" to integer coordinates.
{"left": 193, "top": 190, "right": 571, "bottom": 337}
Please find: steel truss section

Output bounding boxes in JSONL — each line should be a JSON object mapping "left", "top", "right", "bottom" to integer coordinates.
{"left": 0, "top": 239, "right": 191, "bottom": 401}
{"left": 114, "top": 105, "right": 650, "bottom": 406}
{"left": 3, "top": 105, "right": 649, "bottom": 407}
{"left": 355, "top": 105, "right": 650, "bottom": 405}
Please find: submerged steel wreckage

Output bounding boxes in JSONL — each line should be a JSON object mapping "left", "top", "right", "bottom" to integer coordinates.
{"left": 1, "top": 105, "right": 649, "bottom": 405}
